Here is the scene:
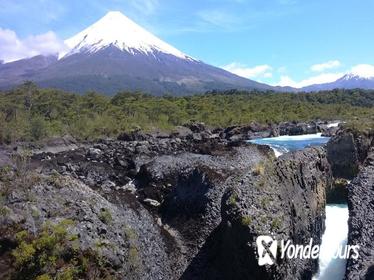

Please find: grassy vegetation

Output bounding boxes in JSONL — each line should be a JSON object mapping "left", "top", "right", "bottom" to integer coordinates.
{"left": 241, "top": 215, "right": 252, "bottom": 226}
{"left": 98, "top": 208, "right": 113, "bottom": 225}
{"left": 228, "top": 193, "right": 239, "bottom": 206}
{"left": 344, "top": 118, "right": 374, "bottom": 135}
{"left": 0, "top": 156, "right": 116, "bottom": 279}
{"left": 271, "top": 217, "right": 282, "bottom": 231}
{"left": 0, "top": 82, "right": 373, "bottom": 143}
{"left": 252, "top": 162, "right": 265, "bottom": 176}
{"left": 10, "top": 220, "right": 114, "bottom": 280}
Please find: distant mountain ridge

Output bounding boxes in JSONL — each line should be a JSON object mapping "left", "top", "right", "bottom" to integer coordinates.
{"left": 0, "top": 55, "right": 58, "bottom": 88}
{"left": 0, "top": 11, "right": 275, "bottom": 95}
{"left": 302, "top": 73, "right": 374, "bottom": 92}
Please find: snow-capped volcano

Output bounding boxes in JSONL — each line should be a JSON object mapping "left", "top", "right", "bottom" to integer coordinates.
{"left": 0, "top": 11, "right": 274, "bottom": 95}
{"left": 302, "top": 71, "right": 374, "bottom": 92}
{"left": 340, "top": 73, "right": 374, "bottom": 82}
{"left": 301, "top": 64, "right": 374, "bottom": 91}
{"left": 63, "top": 11, "right": 192, "bottom": 60}
{"left": 341, "top": 73, "right": 363, "bottom": 81}
{"left": 346, "top": 64, "right": 374, "bottom": 80}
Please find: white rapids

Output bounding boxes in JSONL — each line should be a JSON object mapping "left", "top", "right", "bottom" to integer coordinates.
{"left": 313, "top": 204, "right": 349, "bottom": 280}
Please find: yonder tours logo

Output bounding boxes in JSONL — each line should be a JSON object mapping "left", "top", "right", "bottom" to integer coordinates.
{"left": 256, "top": 235, "right": 360, "bottom": 266}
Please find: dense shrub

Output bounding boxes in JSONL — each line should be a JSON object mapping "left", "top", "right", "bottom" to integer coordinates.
{"left": 0, "top": 83, "right": 373, "bottom": 143}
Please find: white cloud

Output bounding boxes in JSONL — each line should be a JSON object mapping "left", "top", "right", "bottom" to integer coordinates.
{"left": 222, "top": 62, "right": 273, "bottom": 79}
{"left": 0, "top": 27, "right": 68, "bottom": 63}
{"left": 277, "top": 72, "right": 344, "bottom": 88}
{"left": 350, "top": 64, "right": 374, "bottom": 78}
{"left": 310, "top": 60, "right": 341, "bottom": 72}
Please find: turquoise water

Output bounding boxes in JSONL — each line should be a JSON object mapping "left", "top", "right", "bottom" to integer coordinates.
{"left": 249, "top": 133, "right": 330, "bottom": 157}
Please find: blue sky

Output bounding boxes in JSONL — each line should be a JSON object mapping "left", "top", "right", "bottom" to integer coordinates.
{"left": 1, "top": 0, "right": 374, "bottom": 87}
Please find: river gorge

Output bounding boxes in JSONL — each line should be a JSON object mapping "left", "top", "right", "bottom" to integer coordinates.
{"left": 250, "top": 133, "right": 350, "bottom": 280}
{"left": 0, "top": 121, "right": 372, "bottom": 279}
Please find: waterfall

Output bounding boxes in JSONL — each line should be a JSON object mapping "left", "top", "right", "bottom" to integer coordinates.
{"left": 313, "top": 204, "right": 349, "bottom": 280}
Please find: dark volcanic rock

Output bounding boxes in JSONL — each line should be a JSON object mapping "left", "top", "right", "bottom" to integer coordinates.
{"left": 326, "top": 178, "right": 349, "bottom": 204}
{"left": 0, "top": 176, "right": 180, "bottom": 280}
{"left": 117, "top": 130, "right": 150, "bottom": 141}
{"left": 279, "top": 121, "right": 318, "bottom": 136}
{"left": 135, "top": 143, "right": 332, "bottom": 279}
{"left": 35, "top": 136, "right": 239, "bottom": 189}
{"left": 345, "top": 150, "right": 374, "bottom": 280}
{"left": 223, "top": 122, "right": 278, "bottom": 141}
{"left": 0, "top": 130, "right": 335, "bottom": 280}
{"left": 184, "top": 122, "right": 208, "bottom": 133}
{"left": 171, "top": 126, "right": 193, "bottom": 139}
{"left": 0, "top": 148, "right": 11, "bottom": 168}
{"left": 327, "top": 132, "right": 358, "bottom": 179}
{"left": 210, "top": 147, "right": 332, "bottom": 280}
{"left": 319, "top": 123, "right": 340, "bottom": 137}
{"left": 135, "top": 143, "right": 273, "bottom": 273}
{"left": 327, "top": 130, "right": 373, "bottom": 179}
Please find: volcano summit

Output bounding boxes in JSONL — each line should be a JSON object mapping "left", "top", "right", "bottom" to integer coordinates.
{"left": 0, "top": 11, "right": 273, "bottom": 95}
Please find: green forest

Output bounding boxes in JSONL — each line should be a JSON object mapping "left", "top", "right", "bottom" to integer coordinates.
{"left": 0, "top": 82, "right": 373, "bottom": 143}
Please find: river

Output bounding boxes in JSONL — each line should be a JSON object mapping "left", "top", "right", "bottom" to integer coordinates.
{"left": 249, "top": 133, "right": 330, "bottom": 157}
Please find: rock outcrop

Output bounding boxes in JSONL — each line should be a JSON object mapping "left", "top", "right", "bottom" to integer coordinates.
{"left": 222, "top": 123, "right": 279, "bottom": 141}
{"left": 212, "top": 147, "right": 331, "bottom": 280}
{"left": 345, "top": 149, "right": 374, "bottom": 280}
{"left": 135, "top": 143, "right": 273, "bottom": 279}
{"left": 0, "top": 176, "right": 178, "bottom": 280}
{"left": 279, "top": 121, "right": 319, "bottom": 136}
{"left": 326, "top": 178, "right": 349, "bottom": 204}
{"left": 327, "top": 129, "right": 373, "bottom": 179}
{"left": 133, "top": 145, "right": 332, "bottom": 280}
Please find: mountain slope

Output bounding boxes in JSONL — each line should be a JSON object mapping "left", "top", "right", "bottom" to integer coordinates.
{"left": 0, "top": 11, "right": 274, "bottom": 95}
{"left": 0, "top": 55, "right": 57, "bottom": 88}
{"left": 37, "top": 46, "right": 274, "bottom": 95}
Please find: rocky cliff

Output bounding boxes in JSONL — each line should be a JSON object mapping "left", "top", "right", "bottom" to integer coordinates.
{"left": 0, "top": 129, "right": 333, "bottom": 279}
{"left": 345, "top": 149, "right": 374, "bottom": 280}
{"left": 196, "top": 147, "right": 331, "bottom": 280}
{"left": 327, "top": 129, "right": 373, "bottom": 179}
